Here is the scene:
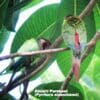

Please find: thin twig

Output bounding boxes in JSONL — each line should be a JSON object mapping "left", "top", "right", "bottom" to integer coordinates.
{"left": 81, "top": 31, "right": 100, "bottom": 62}
{"left": 0, "top": 48, "right": 69, "bottom": 61}
{"left": 0, "top": 36, "right": 66, "bottom": 61}
{"left": 79, "top": 0, "right": 96, "bottom": 19}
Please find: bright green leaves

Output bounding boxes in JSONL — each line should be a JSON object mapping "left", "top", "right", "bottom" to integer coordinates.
{"left": 95, "top": 41, "right": 100, "bottom": 56}
{"left": 94, "top": 2, "right": 100, "bottom": 58}
{"left": 94, "top": 6, "right": 100, "bottom": 30}
{"left": 57, "top": 0, "right": 74, "bottom": 19}
{"left": 93, "top": 57, "right": 100, "bottom": 87}
{"left": 80, "top": 55, "right": 100, "bottom": 100}
{"left": 84, "top": 87, "right": 100, "bottom": 100}
{"left": 57, "top": 43, "right": 72, "bottom": 75}
{"left": 31, "top": 82, "right": 84, "bottom": 100}
{"left": 11, "top": 4, "right": 59, "bottom": 53}
{"left": 21, "top": 0, "right": 43, "bottom": 11}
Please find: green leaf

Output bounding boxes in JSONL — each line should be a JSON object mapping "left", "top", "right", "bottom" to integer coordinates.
{"left": 80, "top": 52, "right": 94, "bottom": 76}
{"left": 94, "top": 5, "right": 100, "bottom": 57}
{"left": 93, "top": 57, "right": 100, "bottom": 87}
{"left": 4, "top": 0, "right": 21, "bottom": 31}
{"left": 21, "top": 0, "right": 43, "bottom": 11}
{"left": 57, "top": 0, "right": 74, "bottom": 19}
{"left": 95, "top": 41, "right": 100, "bottom": 56}
{"left": 57, "top": 43, "right": 72, "bottom": 75}
{"left": 11, "top": 4, "right": 60, "bottom": 53}
{"left": 0, "top": 27, "right": 10, "bottom": 52}
{"left": 82, "top": 86, "right": 100, "bottom": 100}
{"left": 80, "top": 55, "right": 100, "bottom": 100}
{"left": 31, "top": 82, "right": 85, "bottom": 100}
{"left": 94, "top": 6, "right": 100, "bottom": 30}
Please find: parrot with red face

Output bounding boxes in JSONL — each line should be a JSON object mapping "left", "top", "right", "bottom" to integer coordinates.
{"left": 2, "top": 38, "right": 51, "bottom": 100}
{"left": 62, "top": 15, "right": 87, "bottom": 81}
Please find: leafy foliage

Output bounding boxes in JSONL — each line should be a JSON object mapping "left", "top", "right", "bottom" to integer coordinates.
{"left": 10, "top": 4, "right": 60, "bottom": 53}
{"left": 0, "top": 0, "right": 100, "bottom": 99}
{"left": 80, "top": 55, "right": 100, "bottom": 100}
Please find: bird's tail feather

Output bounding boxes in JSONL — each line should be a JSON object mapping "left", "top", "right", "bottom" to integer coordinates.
{"left": 72, "top": 57, "right": 80, "bottom": 81}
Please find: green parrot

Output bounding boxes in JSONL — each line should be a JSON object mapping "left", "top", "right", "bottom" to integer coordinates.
{"left": 62, "top": 15, "right": 87, "bottom": 81}
{"left": 3, "top": 38, "right": 51, "bottom": 100}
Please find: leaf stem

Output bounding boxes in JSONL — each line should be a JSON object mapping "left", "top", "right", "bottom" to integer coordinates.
{"left": 74, "top": 0, "right": 77, "bottom": 16}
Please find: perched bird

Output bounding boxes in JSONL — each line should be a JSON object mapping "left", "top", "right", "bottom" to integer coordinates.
{"left": 62, "top": 15, "right": 87, "bottom": 81}
{"left": 9, "top": 38, "right": 51, "bottom": 72}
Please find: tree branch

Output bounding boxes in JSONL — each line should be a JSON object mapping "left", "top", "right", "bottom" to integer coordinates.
{"left": 79, "top": 0, "right": 96, "bottom": 19}
{"left": 0, "top": 47, "right": 69, "bottom": 61}
{"left": 57, "top": 31, "right": 100, "bottom": 100}
{"left": 81, "top": 31, "right": 100, "bottom": 62}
